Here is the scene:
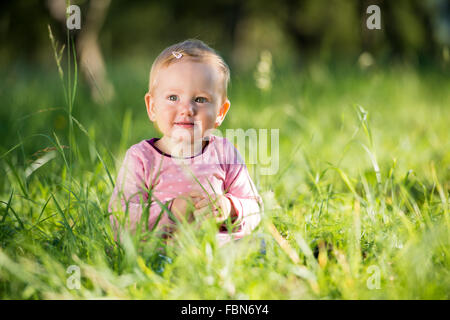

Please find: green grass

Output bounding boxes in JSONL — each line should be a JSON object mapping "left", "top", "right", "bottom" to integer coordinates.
{"left": 0, "top": 39, "right": 449, "bottom": 299}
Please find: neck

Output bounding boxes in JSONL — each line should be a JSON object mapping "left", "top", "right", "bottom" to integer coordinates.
{"left": 157, "top": 136, "right": 205, "bottom": 157}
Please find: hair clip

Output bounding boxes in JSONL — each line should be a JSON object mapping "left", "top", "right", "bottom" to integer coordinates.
{"left": 172, "top": 51, "right": 182, "bottom": 59}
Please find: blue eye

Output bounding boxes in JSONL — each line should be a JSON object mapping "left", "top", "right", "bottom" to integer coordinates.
{"left": 195, "top": 97, "right": 207, "bottom": 103}
{"left": 168, "top": 95, "right": 178, "bottom": 101}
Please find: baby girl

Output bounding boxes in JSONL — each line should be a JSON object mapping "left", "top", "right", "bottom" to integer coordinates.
{"left": 109, "top": 39, "right": 262, "bottom": 245}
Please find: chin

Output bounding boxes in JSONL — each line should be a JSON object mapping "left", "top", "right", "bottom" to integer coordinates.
{"left": 171, "top": 127, "right": 202, "bottom": 142}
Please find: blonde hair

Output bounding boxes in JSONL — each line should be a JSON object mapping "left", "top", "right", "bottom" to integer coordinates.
{"left": 148, "top": 39, "right": 230, "bottom": 100}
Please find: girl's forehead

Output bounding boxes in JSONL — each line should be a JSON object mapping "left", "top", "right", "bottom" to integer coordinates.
{"left": 155, "top": 60, "right": 222, "bottom": 93}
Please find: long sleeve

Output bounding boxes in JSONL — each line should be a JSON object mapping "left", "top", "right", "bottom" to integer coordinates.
{"left": 222, "top": 144, "right": 263, "bottom": 237}
{"left": 108, "top": 147, "right": 174, "bottom": 238}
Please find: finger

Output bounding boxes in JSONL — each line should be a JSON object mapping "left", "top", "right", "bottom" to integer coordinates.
{"left": 189, "top": 190, "right": 205, "bottom": 198}
{"left": 193, "top": 206, "right": 211, "bottom": 220}
{"left": 191, "top": 195, "right": 205, "bottom": 205}
{"left": 191, "top": 191, "right": 219, "bottom": 202}
{"left": 194, "top": 198, "right": 207, "bottom": 209}
{"left": 190, "top": 195, "right": 206, "bottom": 205}
{"left": 195, "top": 197, "right": 215, "bottom": 209}
{"left": 193, "top": 206, "right": 218, "bottom": 220}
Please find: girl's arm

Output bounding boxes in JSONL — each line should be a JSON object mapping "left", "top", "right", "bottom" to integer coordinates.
{"left": 108, "top": 147, "right": 174, "bottom": 239}
{"left": 223, "top": 145, "right": 263, "bottom": 236}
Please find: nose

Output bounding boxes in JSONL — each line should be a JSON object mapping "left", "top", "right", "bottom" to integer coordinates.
{"left": 179, "top": 100, "right": 196, "bottom": 117}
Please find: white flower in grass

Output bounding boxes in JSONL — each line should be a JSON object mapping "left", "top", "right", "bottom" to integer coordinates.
{"left": 254, "top": 50, "right": 272, "bottom": 91}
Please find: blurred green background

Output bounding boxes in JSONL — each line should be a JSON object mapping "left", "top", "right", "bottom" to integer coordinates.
{"left": 1, "top": 0, "right": 449, "bottom": 157}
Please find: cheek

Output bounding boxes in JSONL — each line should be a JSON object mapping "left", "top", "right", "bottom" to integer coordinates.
{"left": 200, "top": 107, "right": 217, "bottom": 122}
{"left": 156, "top": 105, "right": 176, "bottom": 121}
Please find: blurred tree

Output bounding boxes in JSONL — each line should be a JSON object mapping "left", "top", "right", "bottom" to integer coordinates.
{"left": 0, "top": 0, "right": 448, "bottom": 74}
{"left": 46, "top": 0, "right": 115, "bottom": 104}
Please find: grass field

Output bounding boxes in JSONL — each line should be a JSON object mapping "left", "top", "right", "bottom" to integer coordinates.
{"left": 0, "top": 43, "right": 449, "bottom": 299}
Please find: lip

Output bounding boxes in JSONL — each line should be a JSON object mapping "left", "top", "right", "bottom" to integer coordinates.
{"left": 174, "top": 122, "right": 195, "bottom": 128}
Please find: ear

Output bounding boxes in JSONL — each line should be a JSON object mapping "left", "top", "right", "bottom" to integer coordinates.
{"left": 215, "top": 99, "right": 230, "bottom": 128}
{"left": 145, "top": 92, "right": 156, "bottom": 122}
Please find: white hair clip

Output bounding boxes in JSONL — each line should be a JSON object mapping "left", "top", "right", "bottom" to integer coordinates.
{"left": 172, "top": 51, "right": 182, "bottom": 59}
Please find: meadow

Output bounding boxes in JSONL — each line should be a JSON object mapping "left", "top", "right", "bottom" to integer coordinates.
{"left": 0, "top": 43, "right": 449, "bottom": 299}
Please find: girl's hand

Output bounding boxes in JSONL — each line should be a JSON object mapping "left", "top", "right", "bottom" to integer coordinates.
{"left": 170, "top": 195, "right": 196, "bottom": 223}
{"left": 190, "top": 191, "right": 234, "bottom": 223}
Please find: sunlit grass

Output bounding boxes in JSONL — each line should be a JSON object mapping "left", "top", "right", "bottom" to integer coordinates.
{"left": 0, "top": 39, "right": 449, "bottom": 299}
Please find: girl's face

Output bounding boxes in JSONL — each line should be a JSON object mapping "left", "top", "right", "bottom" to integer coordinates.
{"left": 145, "top": 59, "right": 230, "bottom": 144}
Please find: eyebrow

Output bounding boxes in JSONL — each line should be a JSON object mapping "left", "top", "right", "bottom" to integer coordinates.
{"left": 162, "top": 89, "right": 182, "bottom": 94}
{"left": 196, "top": 91, "right": 214, "bottom": 98}
{"left": 162, "top": 90, "right": 215, "bottom": 98}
